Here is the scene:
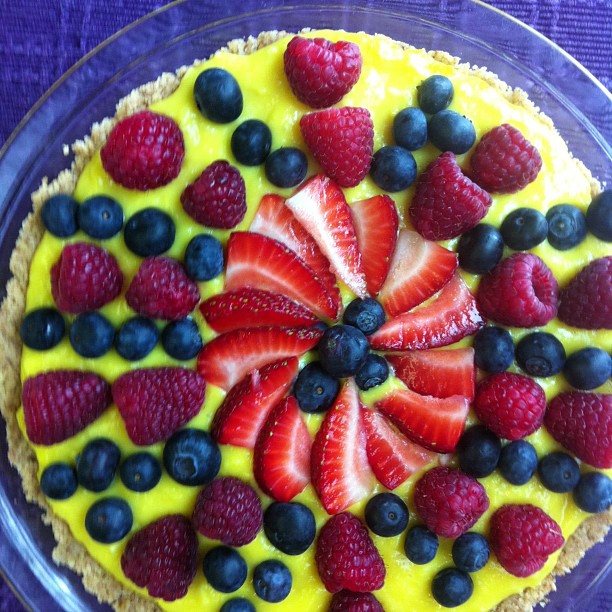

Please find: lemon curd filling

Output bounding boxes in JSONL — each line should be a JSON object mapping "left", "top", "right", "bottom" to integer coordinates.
{"left": 17, "top": 30, "right": 611, "bottom": 611}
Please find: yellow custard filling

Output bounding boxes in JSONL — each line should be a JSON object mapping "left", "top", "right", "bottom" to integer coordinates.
{"left": 17, "top": 30, "right": 612, "bottom": 611}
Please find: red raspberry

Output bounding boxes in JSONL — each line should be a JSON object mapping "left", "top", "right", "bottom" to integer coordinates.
{"left": 283, "top": 36, "right": 362, "bottom": 108}
{"left": 181, "top": 160, "right": 246, "bottom": 229}
{"left": 50, "top": 242, "right": 122, "bottom": 314}
{"left": 300, "top": 107, "right": 374, "bottom": 188}
{"left": 192, "top": 477, "right": 263, "bottom": 546}
{"left": 22, "top": 370, "right": 111, "bottom": 445}
{"left": 125, "top": 256, "right": 200, "bottom": 320}
{"left": 121, "top": 514, "right": 198, "bottom": 601}
{"left": 558, "top": 256, "right": 612, "bottom": 330}
{"left": 489, "top": 504, "right": 564, "bottom": 577}
{"left": 470, "top": 123, "right": 542, "bottom": 194}
{"left": 474, "top": 372, "right": 546, "bottom": 440}
{"left": 409, "top": 152, "right": 492, "bottom": 240}
{"left": 413, "top": 466, "right": 489, "bottom": 538}
{"left": 316, "top": 512, "right": 385, "bottom": 593}
{"left": 112, "top": 367, "right": 206, "bottom": 445}
{"left": 477, "top": 253, "right": 557, "bottom": 328}
{"left": 544, "top": 392, "right": 612, "bottom": 468}
{"left": 101, "top": 110, "right": 184, "bottom": 191}
{"left": 328, "top": 590, "right": 384, "bottom": 612}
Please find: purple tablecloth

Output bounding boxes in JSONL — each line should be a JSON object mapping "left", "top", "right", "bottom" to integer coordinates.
{"left": 0, "top": 1, "right": 610, "bottom": 610}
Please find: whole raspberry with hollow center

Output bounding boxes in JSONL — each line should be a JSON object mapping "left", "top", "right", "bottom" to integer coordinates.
{"left": 329, "top": 590, "right": 384, "bottom": 612}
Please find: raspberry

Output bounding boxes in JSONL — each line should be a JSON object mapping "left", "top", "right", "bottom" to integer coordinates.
{"left": 283, "top": 36, "right": 362, "bottom": 108}
{"left": 192, "top": 477, "right": 263, "bottom": 546}
{"left": 315, "top": 512, "right": 385, "bottom": 593}
{"left": 470, "top": 123, "right": 542, "bottom": 194}
{"left": 22, "top": 370, "right": 111, "bottom": 445}
{"left": 489, "top": 504, "right": 564, "bottom": 577}
{"left": 413, "top": 466, "right": 489, "bottom": 539}
{"left": 101, "top": 110, "right": 184, "bottom": 191}
{"left": 112, "top": 368, "right": 206, "bottom": 445}
{"left": 477, "top": 253, "right": 557, "bottom": 328}
{"left": 409, "top": 152, "right": 492, "bottom": 240}
{"left": 300, "top": 107, "right": 374, "bottom": 188}
{"left": 544, "top": 392, "right": 612, "bottom": 468}
{"left": 125, "top": 256, "right": 200, "bottom": 320}
{"left": 181, "top": 160, "right": 246, "bottom": 229}
{"left": 558, "top": 256, "right": 612, "bottom": 330}
{"left": 329, "top": 590, "right": 384, "bottom": 612}
{"left": 474, "top": 372, "right": 546, "bottom": 440}
{"left": 121, "top": 514, "right": 198, "bottom": 601}
{"left": 50, "top": 242, "right": 123, "bottom": 314}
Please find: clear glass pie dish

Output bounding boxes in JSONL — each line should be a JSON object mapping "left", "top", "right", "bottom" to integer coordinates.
{"left": 0, "top": 1, "right": 610, "bottom": 610}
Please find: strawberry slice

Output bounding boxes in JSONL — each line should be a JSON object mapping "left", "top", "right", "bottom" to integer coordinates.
{"left": 388, "top": 348, "right": 476, "bottom": 401}
{"left": 225, "top": 231, "right": 338, "bottom": 321}
{"left": 370, "top": 273, "right": 485, "bottom": 350}
{"left": 375, "top": 388, "right": 470, "bottom": 453}
{"left": 362, "top": 408, "right": 437, "bottom": 490}
{"left": 253, "top": 396, "right": 311, "bottom": 502}
{"left": 311, "top": 379, "right": 374, "bottom": 514}
{"left": 286, "top": 175, "right": 368, "bottom": 298}
{"left": 197, "top": 326, "right": 322, "bottom": 391}
{"left": 377, "top": 229, "right": 457, "bottom": 316}
{"left": 211, "top": 358, "right": 299, "bottom": 448}
{"left": 350, "top": 194, "right": 399, "bottom": 295}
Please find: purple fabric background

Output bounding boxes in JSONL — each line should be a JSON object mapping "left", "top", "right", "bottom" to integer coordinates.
{"left": 0, "top": 0, "right": 610, "bottom": 609}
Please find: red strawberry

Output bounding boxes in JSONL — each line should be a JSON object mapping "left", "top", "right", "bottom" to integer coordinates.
{"left": 388, "top": 348, "right": 476, "bottom": 400}
{"left": 125, "top": 256, "right": 199, "bottom": 321}
{"left": 409, "top": 152, "right": 492, "bottom": 240}
{"left": 350, "top": 194, "right": 399, "bottom": 295}
{"left": 112, "top": 367, "right": 206, "bottom": 445}
{"left": 101, "top": 110, "right": 184, "bottom": 191}
{"left": 362, "top": 408, "right": 437, "bottom": 490}
{"left": 311, "top": 379, "right": 374, "bottom": 514}
{"left": 197, "top": 326, "right": 322, "bottom": 391}
{"left": 300, "top": 107, "right": 374, "bottom": 187}
{"left": 253, "top": 396, "right": 311, "bottom": 502}
{"left": 329, "top": 590, "right": 384, "bottom": 612}
{"left": 224, "top": 231, "right": 338, "bottom": 320}
{"left": 286, "top": 175, "right": 368, "bottom": 298}
{"left": 50, "top": 242, "right": 122, "bottom": 314}
{"left": 377, "top": 229, "right": 457, "bottom": 316}
{"left": 284, "top": 36, "right": 362, "bottom": 108}
{"left": 370, "top": 273, "right": 485, "bottom": 351}
{"left": 22, "top": 370, "right": 111, "bottom": 445}
{"left": 121, "top": 515, "right": 198, "bottom": 601}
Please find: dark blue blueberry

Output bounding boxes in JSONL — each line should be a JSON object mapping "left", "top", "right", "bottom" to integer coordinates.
{"left": 120, "top": 452, "right": 162, "bottom": 492}
{"left": 563, "top": 347, "right": 612, "bottom": 390}
{"left": 573, "top": 472, "right": 612, "bottom": 513}
{"left": 452, "top": 533, "right": 490, "bottom": 573}
{"left": 364, "top": 492, "right": 409, "bottom": 537}
{"left": 473, "top": 326, "right": 515, "bottom": 374}
{"left": 20, "top": 307, "right": 65, "bottom": 350}
{"left": 77, "top": 195, "right": 124, "bottom": 239}
{"left": 538, "top": 451, "right": 581, "bottom": 493}
{"left": 161, "top": 318, "right": 203, "bottom": 360}
{"left": 546, "top": 204, "right": 587, "bottom": 250}
{"left": 265, "top": 147, "right": 308, "bottom": 188}
{"left": 220, "top": 599, "right": 255, "bottom": 612}
{"left": 293, "top": 362, "right": 340, "bottom": 413}
{"left": 355, "top": 354, "right": 389, "bottom": 391}
{"left": 40, "top": 463, "right": 78, "bottom": 500}
{"left": 69, "top": 311, "right": 115, "bottom": 358}
{"left": 40, "top": 194, "right": 79, "bottom": 237}
{"left": 393, "top": 107, "right": 428, "bottom": 150}
{"left": 404, "top": 525, "right": 439, "bottom": 564}
{"left": 318, "top": 324, "right": 370, "bottom": 379}
{"left": 457, "top": 224, "right": 504, "bottom": 274}
{"left": 456, "top": 425, "right": 501, "bottom": 478}
{"left": 163, "top": 429, "right": 221, "bottom": 486}
{"left": 124, "top": 208, "right": 175, "bottom": 257}
{"left": 417, "top": 75, "right": 454, "bottom": 114}
{"left": 500, "top": 207, "right": 548, "bottom": 251}
{"left": 203, "top": 546, "right": 247, "bottom": 593}
{"left": 586, "top": 190, "right": 612, "bottom": 242}
{"left": 77, "top": 438, "right": 121, "bottom": 492}
{"left": 114, "top": 316, "right": 159, "bottom": 361}
{"left": 370, "top": 146, "right": 417, "bottom": 192}
{"left": 231, "top": 119, "right": 272, "bottom": 166}
{"left": 85, "top": 497, "right": 133, "bottom": 544}
{"left": 343, "top": 298, "right": 385, "bottom": 336}
{"left": 263, "top": 502, "right": 316, "bottom": 555}
{"left": 194, "top": 68, "right": 243, "bottom": 124}
{"left": 431, "top": 568, "right": 473, "bottom": 607}
{"left": 498, "top": 440, "right": 538, "bottom": 485}
{"left": 428, "top": 110, "right": 476, "bottom": 155}
{"left": 515, "top": 332, "right": 566, "bottom": 378}
{"left": 184, "top": 234, "right": 224, "bottom": 281}
{"left": 253, "top": 560, "right": 292, "bottom": 603}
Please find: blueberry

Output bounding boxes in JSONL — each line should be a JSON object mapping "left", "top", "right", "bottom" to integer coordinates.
{"left": 431, "top": 568, "right": 473, "bottom": 607}
{"left": 85, "top": 497, "right": 133, "bottom": 544}
{"left": 253, "top": 560, "right": 292, "bottom": 603}
{"left": 231, "top": 119, "right": 272, "bottom": 166}
{"left": 500, "top": 207, "right": 548, "bottom": 251}
{"left": 456, "top": 425, "right": 501, "bottom": 478}
{"left": 40, "top": 194, "right": 79, "bottom": 237}
{"left": 263, "top": 502, "right": 316, "bottom": 555}
{"left": 161, "top": 318, "right": 203, "bottom": 360}
{"left": 114, "top": 316, "right": 159, "bottom": 361}
{"left": 120, "top": 452, "right": 162, "bottom": 492}
{"left": 498, "top": 440, "right": 538, "bottom": 485}
{"left": 370, "top": 146, "right": 417, "bottom": 192}
{"left": 457, "top": 224, "right": 504, "bottom": 274}
{"left": 265, "top": 147, "right": 308, "bottom": 188}
{"left": 515, "top": 332, "right": 566, "bottom": 378}
{"left": 124, "top": 208, "right": 175, "bottom": 257}
{"left": 220, "top": 599, "right": 255, "bottom": 612}
{"left": 77, "top": 439, "right": 121, "bottom": 492}
{"left": 393, "top": 107, "right": 428, "bottom": 150}
{"left": 194, "top": 68, "right": 243, "bottom": 124}
{"left": 546, "top": 204, "right": 587, "bottom": 250}
{"left": 364, "top": 493, "right": 409, "bottom": 537}
{"left": 20, "top": 307, "right": 65, "bottom": 350}
{"left": 563, "top": 347, "right": 612, "bottom": 390}
{"left": 318, "top": 324, "right": 370, "bottom": 378}
{"left": 586, "top": 190, "right": 612, "bottom": 241}
{"left": 343, "top": 298, "right": 385, "bottom": 336}
{"left": 573, "top": 472, "right": 612, "bottom": 513}
{"left": 40, "top": 463, "right": 78, "bottom": 500}
{"left": 428, "top": 110, "right": 476, "bottom": 155}
{"left": 293, "top": 362, "right": 340, "bottom": 413}
{"left": 203, "top": 546, "right": 247, "bottom": 593}
{"left": 417, "top": 75, "right": 454, "bottom": 114}
{"left": 404, "top": 525, "right": 439, "bottom": 564}
{"left": 163, "top": 428, "right": 221, "bottom": 486}
{"left": 452, "top": 532, "right": 490, "bottom": 573}
{"left": 538, "top": 451, "right": 581, "bottom": 493}
{"left": 184, "top": 234, "right": 224, "bottom": 281}
{"left": 473, "top": 326, "right": 515, "bottom": 374}
{"left": 69, "top": 311, "right": 115, "bottom": 358}
{"left": 77, "top": 195, "right": 124, "bottom": 239}
{"left": 355, "top": 354, "right": 390, "bottom": 391}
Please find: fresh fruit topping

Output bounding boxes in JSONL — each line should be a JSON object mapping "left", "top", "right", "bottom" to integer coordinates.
{"left": 404, "top": 525, "right": 439, "bottom": 564}
{"left": 417, "top": 75, "right": 454, "bottom": 113}
{"left": 355, "top": 354, "right": 389, "bottom": 391}
{"left": 500, "top": 207, "right": 548, "bottom": 250}
{"left": 546, "top": 204, "right": 587, "bottom": 250}
{"left": 85, "top": 497, "right": 133, "bottom": 544}
{"left": 489, "top": 504, "right": 564, "bottom": 577}
{"left": 515, "top": 331, "right": 566, "bottom": 377}
{"left": 184, "top": 233, "right": 224, "bottom": 281}
{"left": 457, "top": 223, "right": 504, "bottom": 274}
{"left": 498, "top": 440, "right": 538, "bottom": 486}
{"left": 20, "top": 307, "right": 65, "bottom": 351}
{"left": 22, "top": 370, "right": 111, "bottom": 445}
{"left": 364, "top": 492, "right": 409, "bottom": 537}
{"left": 283, "top": 36, "right": 362, "bottom": 108}
{"left": 456, "top": 425, "right": 501, "bottom": 478}
{"left": 586, "top": 190, "right": 612, "bottom": 241}
{"left": 69, "top": 311, "right": 115, "bottom": 358}
{"left": 120, "top": 452, "right": 162, "bottom": 493}
{"left": 393, "top": 107, "right": 428, "bottom": 150}
{"left": 537, "top": 451, "right": 580, "bottom": 493}
{"left": 473, "top": 326, "right": 515, "bottom": 373}
{"left": 318, "top": 324, "right": 370, "bottom": 378}
{"left": 231, "top": 119, "right": 272, "bottom": 166}
{"left": 124, "top": 207, "right": 176, "bottom": 257}
{"left": 40, "top": 463, "right": 78, "bottom": 500}
{"left": 431, "top": 568, "right": 473, "bottom": 607}
{"left": 220, "top": 598, "right": 255, "bottom": 612}
{"left": 41, "top": 194, "right": 78, "bottom": 237}
{"left": 253, "top": 560, "right": 293, "bottom": 603}
{"left": 202, "top": 546, "right": 247, "bottom": 594}
{"left": 194, "top": 68, "right": 243, "bottom": 123}
{"left": 329, "top": 590, "right": 384, "bottom": 612}
{"left": 76, "top": 438, "right": 120, "bottom": 492}
{"left": 293, "top": 362, "right": 340, "bottom": 414}
{"left": 452, "top": 533, "right": 490, "bottom": 573}
{"left": 370, "top": 146, "right": 417, "bottom": 192}
{"left": 409, "top": 152, "right": 492, "bottom": 240}
{"left": 263, "top": 501, "right": 316, "bottom": 555}
{"left": 265, "top": 147, "right": 308, "bottom": 188}
{"left": 163, "top": 429, "right": 221, "bottom": 486}
{"left": 563, "top": 347, "right": 612, "bottom": 390}
{"left": 114, "top": 316, "right": 159, "bottom": 361}
{"left": 428, "top": 110, "right": 476, "bottom": 155}
{"left": 77, "top": 195, "right": 123, "bottom": 240}
{"left": 573, "top": 472, "right": 612, "bottom": 513}
{"left": 161, "top": 318, "right": 203, "bottom": 360}
{"left": 343, "top": 298, "right": 386, "bottom": 336}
